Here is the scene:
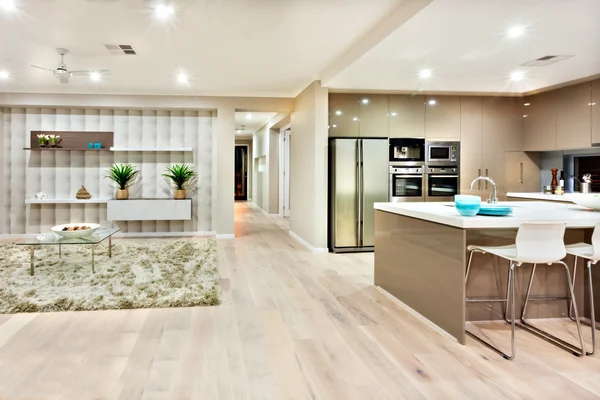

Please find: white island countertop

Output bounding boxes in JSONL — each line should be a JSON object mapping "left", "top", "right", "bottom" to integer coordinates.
{"left": 507, "top": 192, "right": 573, "bottom": 202}
{"left": 374, "top": 201, "right": 600, "bottom": 229}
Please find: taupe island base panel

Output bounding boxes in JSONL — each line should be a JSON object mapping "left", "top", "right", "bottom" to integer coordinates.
{"left": 373, "top": 201, "right": 600, "bottom": 344}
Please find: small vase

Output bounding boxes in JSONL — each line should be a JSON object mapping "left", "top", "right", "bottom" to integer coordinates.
{"left": 174, "top": 189, "right": 186, "bottom": 200}
{"left": 116, "top": 189, "right": 129, "bottom": 200}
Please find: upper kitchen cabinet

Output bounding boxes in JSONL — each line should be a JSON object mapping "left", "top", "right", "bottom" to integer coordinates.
{"left": 555, "top": 82, "right": 592, "bottom": 149}
{"left": 329, "top": 93, "right": 360, "bottom": 137}
{"left": 358, "top": 95, "right": 390, "bottom": 138}
{"left": 389, "top": 95, "right": 425, "bottom": 138}
{"left": 523, "top": 91, "right": 557, "bottom": 151}
{"left": 425, "top": 96, "right": 461, "bottom": 139}
{"left": 592, "top": 79, "right": 600, "bottom": 145}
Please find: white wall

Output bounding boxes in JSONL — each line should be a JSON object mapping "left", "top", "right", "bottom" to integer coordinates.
{"left": 0, "top": 108, "right": 212, "bottom": 234}
{"left": 252, "top": 115, "right": 285, "bottom": 215}
{"left": 289, "top": 81, "right": 329, "bottom": 250}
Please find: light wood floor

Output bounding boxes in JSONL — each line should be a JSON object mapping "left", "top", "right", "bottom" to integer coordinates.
{"left": 1, "top": 202, "right": 600, "bottom": 399}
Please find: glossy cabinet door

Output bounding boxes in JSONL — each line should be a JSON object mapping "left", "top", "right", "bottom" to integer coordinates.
{"left": 592, "top": 80, "right": 600, "bottom": 145}
{"left": 482, "top": 97, "right": 524, "bottom": 198}
{"left": 389, "top": 95, "right": 425, "bottom": 138}
{"left": 555, "top": 82, "right": 592, "bottom": 149}
{"left": 505, "top": 151, "right": 541, "bottom": 193}
{"left": 523, "top": 92, "right": 557, "bottom": 151}
{"left": 359, "top": 95, "right": 389, "bottom": 138}
{"left": 329, "top": 93, "right": 360, "bottom": 137}
{"left": 459, "top": 96, "right": 483, "bottom": 196}
{"left": 425, "top": 96, "right": 461, "bottom": 139}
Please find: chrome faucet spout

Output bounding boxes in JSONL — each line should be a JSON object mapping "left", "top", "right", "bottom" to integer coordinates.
{"left": 470, "top": 176, "right": 498, "bottom": 204}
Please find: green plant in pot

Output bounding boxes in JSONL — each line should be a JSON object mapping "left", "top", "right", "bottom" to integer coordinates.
{"left": 163, "top": 164, "right": 196, "bottom": 199}
{"left": 105, "top": 163, "right": 140, "bottom": 200}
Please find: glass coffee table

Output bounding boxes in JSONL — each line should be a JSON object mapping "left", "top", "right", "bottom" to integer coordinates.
{"left": 17, "top": 228, "right": 120, "bottom": 275}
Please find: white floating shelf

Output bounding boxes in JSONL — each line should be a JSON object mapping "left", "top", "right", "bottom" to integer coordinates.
{"left": 107, "top": 199, "right": 192, "bottom": 221}
{"left": 25, "top": 198, "right": 110, "bottom": 204}
{"left": 109, "top": 147, "right": 193, "bottom": 152}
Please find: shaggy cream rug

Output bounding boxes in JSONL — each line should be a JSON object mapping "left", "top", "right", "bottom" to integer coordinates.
{"left": 0, "top": 239, "right": 220, "bottom": 313}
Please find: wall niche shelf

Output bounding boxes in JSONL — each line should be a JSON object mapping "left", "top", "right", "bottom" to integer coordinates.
{"left": 25, "top": 198, "right": 110, "bottom": 204}
{"left": 27, "top": 131, "right": 114, "bottom": 151}
{"left": 109, "top": 147, "right": 193, "bottom": 152}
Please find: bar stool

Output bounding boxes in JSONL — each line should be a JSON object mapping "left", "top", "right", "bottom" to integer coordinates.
{"left": 465, "top": 222, "right": 585, "bottom": 360}
{"left": 565, "top": 223, "right": 600, "bottom": 356}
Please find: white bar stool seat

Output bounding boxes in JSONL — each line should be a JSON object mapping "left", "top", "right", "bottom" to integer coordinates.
{"left": 565, "top": 223, "right": 600, "bottom": 356}
{"left": 465, "top": 222, "right": 586, "bottom": 360}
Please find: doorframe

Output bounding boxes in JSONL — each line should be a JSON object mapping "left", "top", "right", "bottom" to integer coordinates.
{"left": 234, "top": 144, "right": 249, "bottom": 201}
{"left": 279, "top": 124, "right": 291, "bottom": 217}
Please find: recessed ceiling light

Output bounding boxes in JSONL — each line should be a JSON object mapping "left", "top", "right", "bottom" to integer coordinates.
{"left": 0, "top": 0, "right": 15, "bottom": 11}
{"left": 507, "top": 26, "right": 525, "bottom": 38}
{"left": 428, "top": 99, "right": 436, "bottom": 106}
{"left": 246, "top": 113, "right": 252, "bottom": 120}
{"left": 177, "top": 72, "right": 188, "bottom": 85}
{"left": 155, "top": 3, "right": 174, "bottom": 19}
{"left": 510, "top": 71, "right": 525, "bottom": 81}
{"left": 361, "top": 98, "right": 369, "bottom": 104}
{"left": 90, "top": 71, "right": 101, "bottom": 82}
{"left": 332, "top": 124, "right": 337, "bottom": 128}
{"left": 352, "top": 117, "right": 359, "bottom": 121}
{"left": 335, "top": 110, "right": 342, "bottom": 116}
{"left": 419, "top": 69, "right": 432, "bottom": 79}
{"left": 523, "top": 115, "right": 528, "bottom": 118}
{"left": 589, "top": 103, "right": 597, "bottom": 106}
{"left": 524, "top": 103, "right": 530, "bottom": 106}
{"left": 391, "top": 112, "right": 397, "bottom": 116}
{"left": 236, "top": 129, "right": 242, "bottom": 134}
{"left": 0, "top": 71, "right": 9, "bottom": 80}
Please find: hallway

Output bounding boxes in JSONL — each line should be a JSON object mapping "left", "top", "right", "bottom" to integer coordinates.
{"left": 0, "top": 202, "right": 599, "bottom": 399}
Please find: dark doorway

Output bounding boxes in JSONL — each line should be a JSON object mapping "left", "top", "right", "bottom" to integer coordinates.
{"left": 235, "top": 145, "right": 248, "bottom": 200}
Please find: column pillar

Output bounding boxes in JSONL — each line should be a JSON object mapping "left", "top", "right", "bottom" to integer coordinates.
{"left": 215, "top": 107, "right": 235, "bottom": 238}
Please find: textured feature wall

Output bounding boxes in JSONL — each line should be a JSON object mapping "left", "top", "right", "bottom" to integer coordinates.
{"left": 1, "top": 108, "right": 213, "bottom": 234}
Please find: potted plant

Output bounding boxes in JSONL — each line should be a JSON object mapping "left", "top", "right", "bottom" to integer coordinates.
{"left": 48, "top": 134, "right": 62, "bottom": 148}
{"left": 37, "top": 134, "right": 48, "bottom": 148}
{"left": 163, "top": 164, "right": 196, "bottom": 199}
{"left": 104, "top": 163, "right": 139, "bottom": 200}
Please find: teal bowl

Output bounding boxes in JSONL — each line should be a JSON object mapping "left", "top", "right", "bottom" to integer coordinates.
{"left": 455, "top": 195, "right": 481, "bottom": 203}
{"left": 455, "top": 201, "right": 481, "bottom": 216}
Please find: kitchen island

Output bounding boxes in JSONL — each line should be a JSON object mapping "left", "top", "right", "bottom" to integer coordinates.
{"left": 374, "top": 201, "right": 600, "bottom": 344}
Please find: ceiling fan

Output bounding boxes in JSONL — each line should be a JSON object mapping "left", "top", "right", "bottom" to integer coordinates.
{"left": 30, "top": 48, "right": 109, "bottom": 84}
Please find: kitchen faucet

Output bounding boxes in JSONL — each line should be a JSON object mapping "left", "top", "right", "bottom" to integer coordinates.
{"left": 470, "top": 176, "right": 498, "bottom": 204}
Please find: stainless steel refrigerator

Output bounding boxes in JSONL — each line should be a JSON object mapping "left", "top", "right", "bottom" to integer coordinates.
{"left": 329, "top": 138, "right": 389, "bottom": 252}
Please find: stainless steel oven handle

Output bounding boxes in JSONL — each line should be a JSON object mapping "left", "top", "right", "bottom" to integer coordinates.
{"left": 392, "top": 174, "right": 425, "bottom": 178}
{"left": 519, "top": 162, "right": 524, "bottom": 184}
{"left": 429, "top": 175, "right": 459, "bottom": 178}
{"left": 484, "top": 168, "right": 488, "bottom": 189}
{"left": 477, "top": 169, "right": 481, "bottom": 190}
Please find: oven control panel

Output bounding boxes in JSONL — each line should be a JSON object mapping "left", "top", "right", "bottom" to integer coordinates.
{"left": 427, "top": 166, "right": 459, "bottom": 174}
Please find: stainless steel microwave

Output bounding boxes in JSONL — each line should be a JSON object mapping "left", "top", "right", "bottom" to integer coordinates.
{"left": 425, "top": 141, "right": 460, "bottom": 166}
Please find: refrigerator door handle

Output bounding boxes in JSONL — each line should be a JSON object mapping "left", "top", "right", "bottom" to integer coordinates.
{"left": 356, "top": 140, "right": 362, "bottom": 246}
{"left": 359, "top": 139, "right": 365, "bottom": 247}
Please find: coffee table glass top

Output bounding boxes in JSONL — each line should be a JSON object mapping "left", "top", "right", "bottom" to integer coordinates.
{"left": 17, "top": 228, "right": 120, "bottom": 246}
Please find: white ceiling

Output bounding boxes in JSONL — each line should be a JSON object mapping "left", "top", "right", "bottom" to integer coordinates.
{"left": 325, "top": 0, "right": 600, "bottom": 94}
{"left": 235, "top": 112, "right": 277, "bottom": 137}
{"left": 0, "top": 0, "right": 403, "bottom": 97}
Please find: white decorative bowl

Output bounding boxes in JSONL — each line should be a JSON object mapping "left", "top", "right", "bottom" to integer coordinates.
{"left": 563, "top": 193, "right": 600, "bottom": 210}
{"left": 51, "top": 223, "right": 101, "bottom": 238}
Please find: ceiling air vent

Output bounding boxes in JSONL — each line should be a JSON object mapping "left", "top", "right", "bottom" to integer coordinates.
{"left": 521, "top": 55, "right": 573, "bottom": 66}
{"left": 105, "top": 44, "right": 137, "bottom": 55}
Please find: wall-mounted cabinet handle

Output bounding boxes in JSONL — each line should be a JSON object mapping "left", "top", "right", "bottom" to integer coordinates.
{"left": 519, "top": 162, "right": 524, "bottom": 184}
{"left": 485, "top": 169, "right": 488, "bottom": 189}
{"left": 477, "top": 169, "right": 481, "bottom": 190}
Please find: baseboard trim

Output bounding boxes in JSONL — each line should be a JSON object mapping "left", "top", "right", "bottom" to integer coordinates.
{"left": 288, "top": 230, "right": 328, "bottom": 253}
{"left": 375, "top": 286, "right": 458, "bottom": 343}
{"left": 216, "top": 233, "right": 235, "bottom": 239}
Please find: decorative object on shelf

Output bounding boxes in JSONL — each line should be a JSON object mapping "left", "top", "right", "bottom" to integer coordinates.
{"left": 88, "top": 141, "right": 93, "bottom": 149}
{"left": 34, "top": 192, "right": 46, "bottom": 200}
{"left": 581, "top": 173, "right": 592, "bottom": 194}
{"left": 75, "top": 186, "right": 92, "bottom": 200}
{"left": 104, "top": 163, "right": 140, "bottom": 200}
{"left": 45, "top": 134, "right": 62, "bottom": 148}
{"left": 37, "top": 134, "right": 48, "bottom": 148}
{"left": 94, "top": 142, "right": 101, "bottom": 149}
{"left": 163, "top": 163, "right": 196, "bottom": 199}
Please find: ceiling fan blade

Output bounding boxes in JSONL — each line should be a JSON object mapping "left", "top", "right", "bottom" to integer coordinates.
{"left": 30, "top": 65, "right": 54, "bottom": 72}
{"left": 69, "top": 69, "right": 110, "bottom": 76}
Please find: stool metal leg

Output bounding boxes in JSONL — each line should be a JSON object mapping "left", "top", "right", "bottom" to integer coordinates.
{"left": 586, "top": 260, "right": 597, "bottom": 355}
{"left": 466, "top": 259, "right": 516, "bottom": 360}
{"left": 568, "top": 256, "right": 578, "bottom": 321}
{"left": 519, "top": 261, "right": 586, "bottom": 357}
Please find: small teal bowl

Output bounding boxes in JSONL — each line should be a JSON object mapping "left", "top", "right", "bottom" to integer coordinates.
{"left": 455, "top": 195, "right": 481, "bottom": 216}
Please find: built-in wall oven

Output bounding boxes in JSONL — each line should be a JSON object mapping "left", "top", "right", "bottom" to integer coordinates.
{"left": 426, "top": 166, "right": 460, "bottom": 202}
{"left": 389, "top": 138, "right": 425, "bottom": 166}
{"left": 426, "top": 141, "right": 460, "bottom": 166}
{"left": 389, "top": 166, "right": 425, "bottom": 202}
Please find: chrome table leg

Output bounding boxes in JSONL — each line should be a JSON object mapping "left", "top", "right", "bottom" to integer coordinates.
{"left": 108, "top": 236, "right": 112, "bottom": 258}
{"left": 29, "top": 247, "right": 35, "bottom": 276}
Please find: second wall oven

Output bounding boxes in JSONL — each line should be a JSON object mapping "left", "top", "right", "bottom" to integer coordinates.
{"left": 426, "top": 166, "right": 460, "bottom": 202}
